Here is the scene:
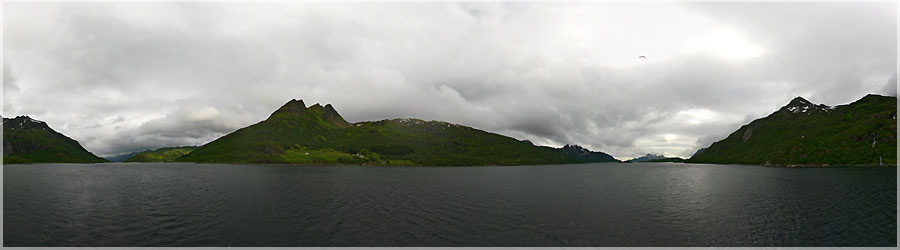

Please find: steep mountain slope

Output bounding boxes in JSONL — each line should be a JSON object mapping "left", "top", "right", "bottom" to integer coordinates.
{"left": 2, "top": 116, "right": 107, "bottom": 164}
{"left": 126, "top": 146, "right": 198, "bottom": 162}
{"left": 688, "top": 94, "right": 897, "bottom": 165}
{"left": 177, "top": 100, "right": 353, "bottom": 163}
{"left": 177, "top": 99, "right": 583, "bottom": 166}
{"left": 557, "top": 144, "right": 620, "bottom": 163}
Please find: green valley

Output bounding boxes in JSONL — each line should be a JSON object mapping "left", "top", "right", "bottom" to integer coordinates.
{"left": 126, "top": 146, "right": 198, "bottom": 162}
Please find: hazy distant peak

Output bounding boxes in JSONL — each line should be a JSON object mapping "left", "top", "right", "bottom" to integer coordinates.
{"left": 626, "top": 153, "right": 666, "bottom": 162}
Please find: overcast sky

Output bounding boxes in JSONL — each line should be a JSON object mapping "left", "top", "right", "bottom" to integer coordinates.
{"left": 4, "top": 2, "right": 897, "bottom": 159}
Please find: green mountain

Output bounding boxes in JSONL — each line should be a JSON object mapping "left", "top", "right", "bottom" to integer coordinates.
{"left": 3, "top": 116, "right": 107, "bottom": 164}
{"left": 688, "top": 94, "right": 897, "bottom": 166}
{"left": 177, "top": 99, "right": 591, "bottom": 166}
{"left": 126, "top": 146, "right": 198, "bottom": 162}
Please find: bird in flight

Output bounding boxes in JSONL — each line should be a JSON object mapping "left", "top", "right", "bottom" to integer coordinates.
{"left": 638, "top": 56, "right": 647, "bottom": 59}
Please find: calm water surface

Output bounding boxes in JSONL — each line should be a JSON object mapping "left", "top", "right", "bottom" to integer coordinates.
{"left": 4, "top": 162, "right": 896, "bottom": 246}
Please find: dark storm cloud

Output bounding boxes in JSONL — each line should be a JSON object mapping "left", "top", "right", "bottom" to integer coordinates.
{"left": 4, "top": 2, "right": 895, "bottom": 158}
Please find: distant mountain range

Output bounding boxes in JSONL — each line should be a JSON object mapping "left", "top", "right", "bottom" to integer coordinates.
{"left": 645, "top": 157, "right": 686, "bottom": 163}
{"left": 626, "top": 154, "right": 666, "bottom": 162}
{"left": 104, "top": 151, "right": 141, "bottom": 162}
{"left": 2, "top": 116, "right": 107, "bottom": 164}
{"left": 127, "top": 146, "right": 198, "bottom": 162}
{"left": 688, "top": 94, "right": 897, "bottom": 166}
{"left": 5, "top": 94, "right": 895, "bottom": 167}
{"left": 176, "top": 99, "right": 617, "bottom": 166}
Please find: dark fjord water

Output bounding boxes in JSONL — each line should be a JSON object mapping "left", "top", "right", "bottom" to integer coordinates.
{"left": 4, "top": 163, "right": 896, "bottom": 247}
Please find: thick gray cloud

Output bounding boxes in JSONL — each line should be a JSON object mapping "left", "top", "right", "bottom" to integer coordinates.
{"left": 4, "top": 2, "right": 896, "bottom": 159}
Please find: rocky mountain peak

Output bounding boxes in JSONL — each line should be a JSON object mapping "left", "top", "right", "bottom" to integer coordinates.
{"left": 781, "top": 96, "right": 830, "bottom": 114}
{"left": 3, "top": 115, "right": 49, "bottom": 130}
{"left": 270, "top": 99, "right": 310, "bottom": 118}
{"left": 788, "top": 96, "right": 811, "bottom": 106}
{"left": 321, "top": 103, "right": 350, "bottom": 128}
{"left": 557, "top": 144, "right": 620, "bottom": 163}
{"left": 268, "top": 99, "right": 350, "bottom": 128}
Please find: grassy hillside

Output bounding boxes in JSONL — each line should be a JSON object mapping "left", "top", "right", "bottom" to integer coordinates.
{"left": 688, "top": 94, "right": 897, "bottom": 165}
{"left": 3, "top": 116, "right": 107, "bottom": 164}
{"left": 176, "top": 100, "right": 352, "bottom": 163}
{"left": 332, "top": 118, "right": 574, "bottom": 166}
{"left": 126, "top": 146, "right": 198, "bottom": 162}
{"left": 178, "top": 99, "right": 579, "bottom": 166}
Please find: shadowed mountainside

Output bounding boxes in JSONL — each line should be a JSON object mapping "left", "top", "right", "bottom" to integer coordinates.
{"left": 688, "top": 94, "right": 897, "bottom": 166}
{"left": 3, "top": 116, "right": 107, "bottom": 164}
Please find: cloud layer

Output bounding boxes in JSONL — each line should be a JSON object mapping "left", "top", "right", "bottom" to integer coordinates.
{"left": 4, "top": 2, "right": 896, "bottom": 159}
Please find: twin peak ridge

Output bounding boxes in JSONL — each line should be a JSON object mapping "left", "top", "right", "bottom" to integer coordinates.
{"left": 271, "top": 99, "right": 349, "bottom": 128}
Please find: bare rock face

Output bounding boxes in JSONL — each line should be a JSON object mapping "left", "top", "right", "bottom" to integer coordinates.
{"left": 322, "top": 104, "right": 350, "bottom": 128}
{"left": 780, "top": 96, "right": 831, "bottom": 115}
{"left": 742, "top": 125, "right": 755, "bottom": 142}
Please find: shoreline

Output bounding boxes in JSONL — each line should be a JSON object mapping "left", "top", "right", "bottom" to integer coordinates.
{"left": 761, "top": 164, "right": 897, "bottom": 168}
{"left": 670, "top": 161, "right": 897, "bottom": 168}
{"left": 5, "top": 161, "right": 895, "bottom": 168}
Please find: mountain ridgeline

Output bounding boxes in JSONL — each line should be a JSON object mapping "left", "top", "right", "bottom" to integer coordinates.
{"left": 177, "top": 99, "right": 615, "bottom": 166}
{"left": 104, "top": 151, "right": 141, "bottom": 162}
{"left": 557, "top": 144, "right": 620, "bottom": 163}
{"left": 688, "top": 94, "right": 897, "bottom": 166}
{"left": 2, "top": 116, "right": 107, "bottom": 164}
{"left": 126, "top": 146, "right": 198, "bottom": 162}
{"left": 626, "top": 154, "right": 666, "bottom": 163}
{"left": 10, "top": 95, "right": 891, "bottom": 166}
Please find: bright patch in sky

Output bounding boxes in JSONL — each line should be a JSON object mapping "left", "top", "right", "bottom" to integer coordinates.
{"left": 664, "top": 133, "right": 678, "bottom": 141}
{"left": 685, "top": 27, "right": 763, "bottom": 60}
{"left": 678, "top": 109, "right": 718, "bottom": 125}
{"left": 188, "top": 107, "right": 221, "bottom": 122}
